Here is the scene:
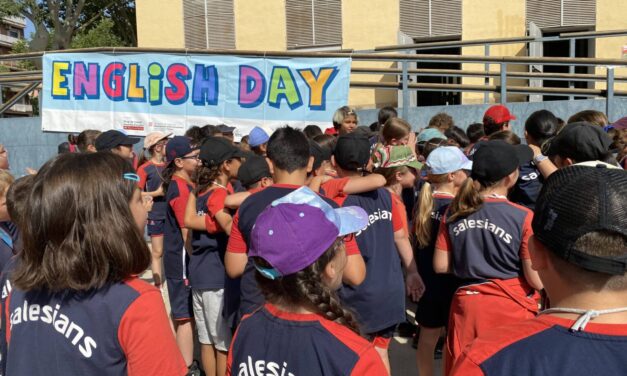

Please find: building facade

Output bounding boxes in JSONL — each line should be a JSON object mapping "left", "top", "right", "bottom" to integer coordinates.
{"left": 136, "top": 0, "right": 627, "bottom": 108}
{"left": 0, "top": 16, "right": 33, "bottom": 117}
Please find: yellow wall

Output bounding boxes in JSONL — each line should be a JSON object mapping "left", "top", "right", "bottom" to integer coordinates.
{"left": 595, "top": 0, "right": 627, "bottom": 94}
{"left": 342, "top": 0, "right": 399, "bottom": 109}
{"left": 233, "top": 0, "right": 287, "bottom": 50}
{"left": 461, "top": 0, "right": 527, "bottom": 104}
{"left": 136, "top": 0, "right": 185, "bottom": 48}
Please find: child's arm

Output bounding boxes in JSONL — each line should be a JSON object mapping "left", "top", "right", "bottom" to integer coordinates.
{"left": 183, "top": 192, "right": 206, "bottom": 231}
{"left": 214, "top": 210, "right": 233, "bottom": 236}
{"left": 394, "top": 229, "right": 425, "bottom": 302}
{"left": 522, "top": 259, "right": 543, "bottom": 291}
{"left": 342, "top": 254, "right": 366, "bottom": 286}
{"left": 225, "top": 214, "right": 248, "bottom": 278}
{"left": 308, "top": 175, "right": 333, "bottom": 193}
{"left": 433, "top": 248, "right": 452, "bottom": 274}
{"left": 224, "top": 191, "right": 250, "bottom": 209}
{"left": 342, "top": 173, "right": 386, "bottom": 194}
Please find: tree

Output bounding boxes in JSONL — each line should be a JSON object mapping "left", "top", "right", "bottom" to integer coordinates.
{"left": 0, "top": 0, "right": 136, "bottom": 52}
{"left": 70, "top": 18, "right": 124, "bottom": 49}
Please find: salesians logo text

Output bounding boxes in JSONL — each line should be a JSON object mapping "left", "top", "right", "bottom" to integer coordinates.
{"left": 9, "top": 301, "right": 97, "bottom": 358}
{"left": 237, "top": 356, "right": 295, "bottom": 376}
{"left": 355, "top": 209, "right": 392, "bottom": 237}
{"left": 452, "top": 218, "right": 513, "bottom": 244}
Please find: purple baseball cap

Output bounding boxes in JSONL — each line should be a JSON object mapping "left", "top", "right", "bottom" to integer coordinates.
{"left": 249, "top": 187, "right": 368, "bottom": 279}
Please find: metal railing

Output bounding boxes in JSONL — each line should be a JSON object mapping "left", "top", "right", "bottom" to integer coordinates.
{"left": 0, "top": 28, "right": 626, "bottom": 118}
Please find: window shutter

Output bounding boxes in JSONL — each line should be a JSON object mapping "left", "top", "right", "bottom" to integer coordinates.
{"left": 400, "top": 0, "right": 430, "bottom": 38}
{"left": 286, "top": 0, "right": 314, "bottom": 48}
{"left": 183, "top": 0, "right": 208, "bottom": 49}
{"left": 431, "top": 0, "right": 461, "bottom": 37}
{"left": 313, "top": 0, "right": 342, "bottom": 46}
{"left": 183, "top": 0, "right": 236, "bottom": 49}
{"left": 563, "top": 0, "right": 595, "bottom": 26}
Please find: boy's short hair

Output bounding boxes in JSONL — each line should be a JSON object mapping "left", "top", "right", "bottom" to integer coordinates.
{"left": 428, "top": 112, "right": 454, "bottom": 131}
{"left": 466, "top": 123, "right": 485, "bottom": 143}
{"left": 76, "top": 129, "right": 101, "bottom": 152}
{"left": 533, "top": 165, "right": 627, "bottom": 289}
{"left": 377, "top": 106, "right": 397, "bottom": 126}
{"left": 303, "top": 125, "right": 323, "bottom": 139}
{"left": 266, "top": 126, "right": 310, "bottom": 173}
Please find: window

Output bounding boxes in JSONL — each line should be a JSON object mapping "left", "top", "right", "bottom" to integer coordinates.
{"left": 8, "top": 29, "right": 19, "bottom": 38}
{"left": 400, "top": 0, "right": 461, "bottom": 39}
{"left": 286, "top": 0, "right": 342, "bottom": 49}
{"left": 526, "top": 0, "right": 596, "bottom": 29}
{"left": 183, "top": 0, "right": 236, "bottom": 49}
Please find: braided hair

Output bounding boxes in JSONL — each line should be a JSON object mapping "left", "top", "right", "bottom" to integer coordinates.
{"left": 254, "top": 239, "right": 360, "bottom": 334}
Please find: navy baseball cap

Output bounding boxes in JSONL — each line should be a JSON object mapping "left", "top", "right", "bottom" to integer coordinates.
{"left": 547, "top": 121, "right": 612, "bottom": 162}
{"left": 471, "top": 140, "right": 532, "bottom": 183}
{"left": 333, "top": 133, "right": 370, "bottom": 171}
{"left": 199, "top": 136, "right": 246, "bottom": 167}
{"left": 166, "top": 136, "right": 196, "bottom": 163}
{"left": 95, "top": 130, "right": 140, "bottom": 152}
{"left": 238, "top": 155, "right": 271, "bottom": 188}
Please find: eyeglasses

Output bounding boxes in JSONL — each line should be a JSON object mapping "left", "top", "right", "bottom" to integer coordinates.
{"left": 179, "top": 155, "right": 199, "bottom": 160}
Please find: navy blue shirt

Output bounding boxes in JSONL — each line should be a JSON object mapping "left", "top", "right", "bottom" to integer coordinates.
{"left": 137, "top": 162, "right": 167, "bottom": 221}
{"left": 436, "top": 198, "right": 534, "bottom": 282}
{"left": 163, "top": 175, "right": 192, "bottom": 280}
{"left": 189, "top": 188, "right": 229, "bottom": 290}
{"left": 509, "top": 161, "right": 543, "bottom": 210}
{"left": 453, "top": 315, "right": 627, "bottom": 376}
{"left": 338, "top": 188, "right": 406, "bottom": 334}
{"left": 227, "top": 304, "right": 386, "bottom": 375}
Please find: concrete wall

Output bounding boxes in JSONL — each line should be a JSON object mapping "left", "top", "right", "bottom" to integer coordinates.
{"left": 135, "top": 0, "right": 185, "bottom": 48}
{"left": 461, "top": 0, "right": 527, "bottom": 105}
{"left": 595, "top": 0, "right": 627, "bottom": 91}
{"left": 356, "top": 98, "right": 627, "bottom": 138}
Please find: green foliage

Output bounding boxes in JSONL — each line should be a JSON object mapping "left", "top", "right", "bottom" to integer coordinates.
{"left": 9, "top": 39, "right": 37, "bottom": 71}
{"left": 70, "top": 18, "right": 125, "bottom": 48}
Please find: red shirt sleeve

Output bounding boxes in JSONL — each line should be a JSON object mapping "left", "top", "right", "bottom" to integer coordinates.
{"left": 391, "top": 194, "right": 406, "bottom": 233}
{"left": 350, "top": 346, "right": 389, "bottom": 375}
{"left": 226, "top": 211, "right": 248, "bottom": 254}
{"left": 321, "top": 177, "right": 349, "bottom": 200}
{"left": 169, "top": 184, "right": 190, "bottom": 229}
{"left": 205, "top": 189, "right": 229, "bottom": 234}
{"left": 118, "top": 281, "right": 187, "bottom": 376}
{"left": 519, "top": 211, "right": 534, "bottom": 260}
{"left": 434, "top": 215, "right": 452, "bottom": 251}
{"left": 137, "top": 165, "right": 148, "bottom": 191}
{"left": 5, "top": 292, "right": 11, "bottom": 344}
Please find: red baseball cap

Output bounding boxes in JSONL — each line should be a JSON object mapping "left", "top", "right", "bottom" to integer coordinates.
{"left": 324, "top": 127, "right": 338, "bottom": 136}
{"left": 483, "top": 105, "right": 516, "bottom": 124}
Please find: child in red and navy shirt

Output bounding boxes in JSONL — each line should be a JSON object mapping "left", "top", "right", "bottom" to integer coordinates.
{"left": 452, "top": 165, "right": 627, "bottom": 376}
{"left": 227, "top": 187, "right": 387, "bottom": 376}
{"left": 225, "top": 127, "right": 365, "bottom": 329}
{"left": 162, "top": 136, "right": 201, "bottom": 372}
{"left": 183, "top": 137, "right": 245, "bottom": 376}
{"left": 137, "top": 131, "right": 171, "bottom": 287}
{"left": 433, "top": 140, "right": 544, "bottom": 373}
{"left": 5, "top": 152, "right": 185, "bottom": 376}
{"left": 332, "top": 134, "right": 423, "bottom": 374}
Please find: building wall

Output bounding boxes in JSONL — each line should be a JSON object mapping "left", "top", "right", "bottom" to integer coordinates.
{"left": 233, "top": 0, "right": 286, "bottom": 50}
{"left": 342, "top": 0, "right": 399, "bottom": 109}
{"left": 460, "top": 0, "right": 527, "bottom": 104}
{"left": 595, "top": 0, "right": 627, "bottom": 96}
{"left": 135, "top": 0, "right": 185, "bottom": 48}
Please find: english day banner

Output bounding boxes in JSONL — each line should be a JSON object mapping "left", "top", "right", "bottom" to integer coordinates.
{"left": 41, "top": 53, "right": 351, "bottom": 138}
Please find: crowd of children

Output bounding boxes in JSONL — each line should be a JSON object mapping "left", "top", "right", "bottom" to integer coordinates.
{"left": 0, "top": 103, "right": 624, "bottom": 376}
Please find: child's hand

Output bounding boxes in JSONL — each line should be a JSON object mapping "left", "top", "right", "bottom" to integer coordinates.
{"left": 406, "top": 271, "right": 425, "bottom": 302}
{"left": 141, "top": 193, "right": 154, "bottom": 211}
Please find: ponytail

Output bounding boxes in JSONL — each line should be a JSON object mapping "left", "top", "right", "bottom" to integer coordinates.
{"left": 193, "top": 163, "right": 222, "bottom": 195}
{"left": 413, "top": 182, "right": 434, "bottom": 248}
{"left": 255, "top": 239, "right": 360, "bottom": 334}
{"left": 447, "top": 177, "right": 483, "bottom": 222}
{"left": 160, "top": 162, "right": 176, "bottom": 194}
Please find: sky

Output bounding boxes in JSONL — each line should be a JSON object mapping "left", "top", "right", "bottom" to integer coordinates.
{"left": 24, "top": 18, "right": 34, "bottom": 39}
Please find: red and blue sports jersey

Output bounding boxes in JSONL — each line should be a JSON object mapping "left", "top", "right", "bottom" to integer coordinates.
{"left": 226, "top": 304, "right": 388, "bottom": 376}
{"left": 0, "top": 256, "right": 17, "bottom": 376}
{"left": 451, "top": 315, "right": 627, "bottom": 376}
{"left": 5, "top": 278, "right": 186, "bottom": 376}
{"left": 436, "top": 197, "right": 534, "bottom": 282}
{"left": 137, "top": 161, "right": 167, "bottom": 221}
{"left": 189, "top": 187, "right": 230, "bottom": 290}
{"left": 164, "top": 175, "right": 193, "bottom": 280}
{"left": 336, "top": 188, "right": 406, "bottom": 334}
{"left": 226, "top": 184, "right": 360, "bottom": 325}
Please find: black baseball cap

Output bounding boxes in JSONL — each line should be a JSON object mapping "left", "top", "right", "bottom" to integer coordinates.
{"left": 546, "top": 121, "right": 612, "bottom": 162}
{"left": 95, "top": 130, "right": 140, "bottom": 152}
{"left": 333, "top": 133, "right": 370, "bottom": 171}
{"left": 310, "top": 140, "right": 332, "bottom": 171}
{"left": 217, "top": 124, "right": 236, "bottom": 134}
{"left": 471, "top": 140, "right": 533, "bottom": 183}
{"left": 532, "top": 165, "right": 627, "bottom": 275}
{"left": 199, "top": 137, "right": 246, "bottom": 166}
{"left": 237, "top": 155, "right": 271, "bottom": 188}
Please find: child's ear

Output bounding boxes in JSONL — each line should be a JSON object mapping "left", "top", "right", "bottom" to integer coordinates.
{"left": 174, "top": 158, "right": 184, "bottom": 169}
{"left": 529, "top": 235, "right": 549, "bottom": 272}
{"left": 265, "top": 158, "right": 275, "bottom": 176}
{"left": 395, "top": 170, "right": 403, "bottom": 182}
{"left": 307, "top": 156, "right": 314, "bottom": 173}
{"left": 322, "top": 259, "right": 338, "bottom": 285}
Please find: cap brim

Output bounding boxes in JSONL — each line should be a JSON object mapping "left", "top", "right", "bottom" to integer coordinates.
{"left": 126, "top": 136, "right": 141, "bottom": 145}
{"left": 408, "top": 160, "right": 424, "bottom": 171}
{"left": 515, "top": 144, "right": 533, "bottom": 166}
{"left": 334, "top": 206, "right": 368, "bottom": 236}
{"left": 461, "top": 160, "right": 473, "bottom": 170}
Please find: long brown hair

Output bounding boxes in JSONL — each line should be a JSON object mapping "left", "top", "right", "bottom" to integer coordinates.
{"left": 254, "top": 239, "right": 360, "bottom": 334}
{"left": 447, "top": 177, "right": 489, "bottom": 222}
{"left": 413, "top": 174, "right": 449, "bottom": 248}
{"left": 13, "top": 153, "right": 150, "bottom": 292}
